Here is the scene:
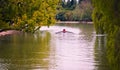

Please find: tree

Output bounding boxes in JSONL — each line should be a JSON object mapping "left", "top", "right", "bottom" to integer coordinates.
{"left": 92, "top": 0, "right": 120, "bottom": 69}
{"left": 0, "top": 0, "right": 60, "bottom": 33}
{"left": 56, "top": 0, "right": 93, "bottom": 21}
{"left": 92, "top": 0, "right": 120, "bottom": 33}
{"left": 61, "top": 0, "right": 77, "bottom": 10}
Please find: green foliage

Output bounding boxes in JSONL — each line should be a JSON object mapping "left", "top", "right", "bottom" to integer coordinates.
{"left": 75, "top": 0, "right": 93, "bottom": 21}
{"left": 56, "top": 12, "right": 66, "bottom": 21}
{"left": 0, "top": 0, "right": 59, "bottom": 33}
{"left": 61, "top": 0, "right": 77, "bottom": 10}
{"left": 92, "top": 0, "right": 120, "bottom": 69}
{"left": 56, "top": 0, "right": 93, "bottom": 21}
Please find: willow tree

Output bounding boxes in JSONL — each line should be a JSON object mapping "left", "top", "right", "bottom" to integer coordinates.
{"left": 0, "top": 0, "right": 59, "bottom": 32}
{"left": 92, "top": 0, "right": 120, "bottom": 69}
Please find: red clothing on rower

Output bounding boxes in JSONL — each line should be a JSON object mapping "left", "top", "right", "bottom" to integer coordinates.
{"left": 63, "top": 29, "right": 66, "bottom": 33}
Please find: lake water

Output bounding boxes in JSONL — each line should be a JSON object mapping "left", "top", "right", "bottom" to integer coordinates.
{"left": 0, "top": 23, "right": 112, "bottom": 70}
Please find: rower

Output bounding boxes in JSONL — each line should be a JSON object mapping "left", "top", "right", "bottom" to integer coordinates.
{"left": 63, "top": 29, "right": 66, "bottom": 33}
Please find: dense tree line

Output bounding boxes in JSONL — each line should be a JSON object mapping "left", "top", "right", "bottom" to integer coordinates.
{"left": 56, "top": 0, "right": 93, "bottom": 21}
{"left": 92, "top": 0, "right": 120, "bottom": 69}
{"left": 61, "top": 0, "right": 77, "bottom": 10}
{"left": 0, "top": 0, "right": 59, "bottom": 33}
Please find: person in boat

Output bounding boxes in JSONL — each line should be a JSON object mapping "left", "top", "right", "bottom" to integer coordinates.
{"left": 55, "top": 29, "right": 74, "bottom": 34}
{"left": 63, "top": 29, "right": 66, "bottom": 33}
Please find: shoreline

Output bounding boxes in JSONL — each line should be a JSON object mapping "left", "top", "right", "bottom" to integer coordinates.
{"left": 56, "top": 21, "right": 93, "bottom": 24}
{"left": 0, "top": 30, "right": 22, "bottom": 37}
{"left": 0, "top": 21, "right": 93, "bottom": 36}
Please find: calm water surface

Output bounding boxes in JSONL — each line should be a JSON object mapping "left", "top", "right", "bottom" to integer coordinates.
{"left": 0, "top": 23, "right": 109, "bottom": 70}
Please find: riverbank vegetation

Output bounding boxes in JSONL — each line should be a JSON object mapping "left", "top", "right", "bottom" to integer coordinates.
{"left": 92, "top": 0, "right": 120, "bottom": 69}
{"left": 0, "top": 0, "right": 93, "bottom": 33}
{"left": 56, "top": 0, "right": 93, "bottom": 21}
{"left": 0, "top": 0, "right": 59, "bottom": 33}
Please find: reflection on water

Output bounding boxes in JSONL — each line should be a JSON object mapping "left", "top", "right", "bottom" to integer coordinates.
{"left": 0, "top": 23, "right": 119, "bottom": 70}
{"left": 94, "top": 36, "right": 110, "bottom": 70}
{"left": 51, "top": 24, "right": 95, "bottom": 70}
{"left": 0, "top": 32, "right": 52, "bottom": 70}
